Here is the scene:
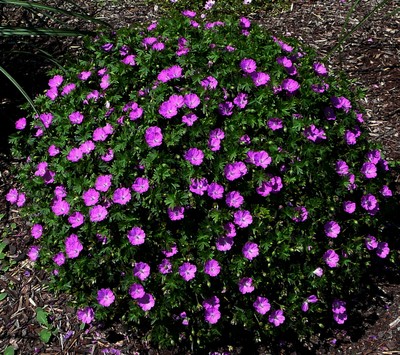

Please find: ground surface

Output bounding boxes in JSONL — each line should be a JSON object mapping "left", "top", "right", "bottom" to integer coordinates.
{"left": 0, "top": 0, "right": 399, "bottom": 354}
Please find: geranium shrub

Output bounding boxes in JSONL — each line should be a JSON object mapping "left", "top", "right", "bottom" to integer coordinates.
{"left": 8, "top": 9, "right": 396, "bottom": 350}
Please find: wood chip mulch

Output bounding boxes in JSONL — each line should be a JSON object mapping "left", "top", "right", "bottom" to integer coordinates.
{"left": 0, "top": 1, "right": 399, "bottom": 354}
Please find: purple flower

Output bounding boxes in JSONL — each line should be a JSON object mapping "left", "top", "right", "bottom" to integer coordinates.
{"left": 361, "top": 162, "right": 377, "bottom": 179}
{"left": 343, "top": 201, "right": 356, "bottom": 214}
{"left": 133, "top": 262, "right": 151, "bottom": 281}
{"left": 336, "top": 160, "right": 349, "bottom": 176}
{"left": 345, "top": 130, "right": 357, "bottom": 145}
{"left": 129, "top": 283, "right": 145, "bottom": 299}
{"left": 313, "top": 267, "right": 324, "bottom": 277}
{"left": 69, "top": 111, "right": 84, "bottom": 124}
{"left": 380, "top": 185, "right": 392, "bottom": 197}
{"left": 95, "top": 175, "right": 112, "bottom": 192}
{"left": 127, "top": 227, "right": 146, "bottom": 245}
{"left": 189, "top": 177, "right": 208, "bottom": 195}
{"left": 80, "top": 140, "right": 95, "bottom": 154}
{"left": 224, "top": 162, "right": 247, "bottom": 181}
{"left": 324, "top": 221, "right": 341, "bottom": 238}
{"left": 201, "top": 76, "right": 218, "bottom": 90}
{"left": 6, "top": 188, "right": 18, "bottom": 204}
{"left": 82, "top": 188, "right": 100, "bottom": 206}
{"left": 324, "top": 107, "right": 336, "bottom": 120}
{"left": 225, "top": 191, "right": 244, "bottom": 208}
{"left": 145, "top": 126, "right": 163, "bottom": 147}
{"left": 304, "top": 125, "right": 326, "bottom": 142}
{"left": 323, "top": 249, "right": 340, "bottom": 268}
{"left": 137, "top": 293, "right": 155, "bottom": 311}
{"left": 334, "top": 312, "right": 348, "bottom": 324}
{"left": 48, "top": 75, "right": 63, "bottom": 88}
{"left": 234, "top": 210, "right": 253, "bottom": 228}
{"left": 282, "top": 78, "right": 300, "bottom": 93}
{"left": 61, "top": 83, "right": 76, "bottom": 96}
{"left": 27, "top": 246, "right": 40, "bottom": 261}
{"left": 313, "top": 62, "right": 328, "bottom": 76}
{"left": 65, "top": 234, "right": 83, "bottom": 259}
{"left": 53, "top": 252, "right": 65, "bottom": 266}
{"left": 34, "top": 162, "right": 48, "bottom": 177}
{"left": 16, "top": 192, "right": 25, "bottom": 207}
{"left": 15, "top": 117, "right": 26, "bottom": 130}
{"left": 240, "top": 58, "right": 257, "bottom": 73}
{"left": 132, "top": 177, "right": 149, "bottom": 194}
{"left": 68, "top": 212, "right": 85, "bottom": 228}
{"left": 159, "top": 100, "right": 178, "bottom": 118}
{"left": 332, "top": 299, "right": 346, "bottom": 314}
{"left": 168, "top": 206, "right": 185, "bottom": 221}
{"left": 46, "top": 87, "right": 58, "bottom": 100}
{"left": 31, "top": 224, "right": 43, "bottom": 239}
{"left": 52, "top": 199, "right": 70, "bottom": 216}
{"left": 204, "top": 307, "right": 221, "bottom": 324}
{"left": 376, "top": 242, "right": 390, "bottom": 258}
{"left": 179, "top": 262, "right": 197, "bottom": 281}
{"left": 121, "top": 54, "right": 136, "bottom": 66}
{"left": 158, "top": 259, "right": 172, "bottom": 274}
{"left": 162, "top": 244, "right": 178, "bottom": 257}
{"left": 129, "top": 104, "right": 143, "bottom": 120}
{"left": 242, "top": 242, "right": 259, "bottom": 260}
{"left": 204, "top": 259, "right": 220, "bottom": 277}
{"left": 292, "top": 206, "right": 308, "bottom": 222}
{"left": 361, "top": 194, "right": 378, "bottom": 211}
{"left": 78, "top": 71, "right": 91, "bottom": 80}
{"left": 331, "top": 96, "right": 352, "bottom": 113}
{"left": 367, "top": 150, "right": 381, "bottom": 164}
{"left": 208, "top": 138, "right": 221, "bottom": 151}
{"left": 185, "top": 148, "right": 204, "bottom": 166}
{"left": 301, "top": 302, "right": 309, "bottom": 312}
{"left": 224, "top": 222, "right": 236, "bottom": 237}
{"left": 233, "top": 93, "right": 248, "bottom": 109}
{"left": 256, "top": 181, "right": 273, "bottom": 197}
{"left": 182, "top": 9, "right": 196, "bottom": 18}
{"left": 48, "top": 145, "right": 60, "bottom": 156}
{"left": 251, "top": 72, "right": 270, "bottom": 86}
{"left": 247, "top": 151, "right": 272, "bottom": 168}
{"left": 216, "top": 236, "right": 234, "bottom": 251}
{"left": 97, "top": 288, "right": 115, "bottom": 307}
{"left": 113, "top": 187, "right": 131, "bottom": 205}
{"left": 101, "top": 149, "right": 114, "bottom": 162}
{"left": 67, "top": 147, "right": 83, "bottom": 162}
{"left": 77, "top": 307, "right": 95, "bottom": 324}
{"left": 253, "top": 296, "right": 270, "bottom": 315}
{"left": 269, "top": 309, "right": 285, "bottom": 326}
{"left": 207, "top": 182, "right": 224, "bottom": 200}
{"left": 365, "top": 235, "right": 378, "bottom": 250}
{"left": 92, "top": 127, "right": 108, "bottom": 142}
{"left": 168, "top": 94, "right": 185, "bottom": 108}
{"left": 238, "top": 277, "right": 254, "bottom": 294}
{"left": 267, "top": 118, "right": 283, "bottom": 130}
{"left": 239, "top": 16, "right": 251, "bottom": 28}
{"left": 219, "top": 101, "right": 234, "bottom": 116}
{"left": 89, "top": 205, "right": 108, "bottom": 222}
{"left": 182, "top": 113, "right": 198, "bottom": 126}
{"left": 100, "top": 74, "right": 110, "bottom": 90}
{"left": 184, "top": 93, "right": 200, "bottom": 109}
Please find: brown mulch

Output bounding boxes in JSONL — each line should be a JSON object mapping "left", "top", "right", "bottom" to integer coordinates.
{"left": 0, "top": 0, "right": 399, "bottom": 354}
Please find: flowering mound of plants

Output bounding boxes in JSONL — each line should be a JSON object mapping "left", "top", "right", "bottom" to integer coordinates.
{"left": 7, "top": 9, "right": 396, "bottom": 349}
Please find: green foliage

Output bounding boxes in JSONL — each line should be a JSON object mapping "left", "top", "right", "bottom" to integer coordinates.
{"left": 3, "top": 346, "right": 15, "bottom": 355}
{"left": 35, "top": 307, "right": 56, "bottom": 343}
{"left": 9, "top": 9, "right": 397, "bottom": 351}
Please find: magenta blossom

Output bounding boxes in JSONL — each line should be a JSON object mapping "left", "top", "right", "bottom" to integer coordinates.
{"left": 69, "top": 111, "right": 84, "bottom": 124}
{"left": 282, "top": 78, "right": 300, "bottom": 93}
{"left": 253, "top": 296, "right": 271, "bottom": 315}
{"left": 224, "top": 162, "right": 247, "bottom": 181}
{"left": 268, "top": 118, "right": 283, "bottom": 130}
{"left": 218, "top": 101, "right": 234, "bottom": 116}
{"left": 204, "top": 307, "right": 221, "bottom": 324}
{"left": 189, "top": 177, "right": 208, "bottom": 195}
{"left": 132, "top": 177, "right": 149, "bottom": 194}
{"left": 216, "top": 236, "right": 234, "bottom": 251}
{"left": 68, "top": 212, "right": 85, "bottom": 228}
{"left": 127, "top": 227, "right": 146, "bottom": 246}
{"left": 376, "top": 242, "right": 390, "bottom": 258}
{"left": 129, "top": 283, "right": 145, "bottom": 300}
{"left": 31, "top": 224, "right": 43, "bottom": 239}
{"left": 361, "top": 194, "right": 378, "bottom": 211}
{"left": 145, "top": 126, "right": 163, "bottom": 147}
{"left": 324, "top": 221, "right": 341, "bottom": 238}
{"left": 240, "top": 58, "right": 257, "bottom": 73}
{"left": 182, "top": 113, "right": 198, "bottom": 126}
{"left": 52, "top": 199, "right": 70, "bottom": 216}
{"left": 133, "top": 262, "right": 151, "bottom": 281}
{"left": 360, "top": 162, "right": 377, "bottom": 179}
{"left": 323, "top": 249, "right": 340, "bottom": 268}
{"left": 233, "top": 210, "right": 253, "bottom": 228}
{"left": 313, "top": 62, "right": 328, "bottom": 76}
{"left": 168, "top": 206, "right": 185, "bottom": 221}
{"left": 335, "top": 160, "right": 349, "bottom": 176}
{"left": 269, "top": 309, "right": 285, "bottom": 326}
{"left": 304, "top": 125, "right": 326, "bottom": 142}
{"left": 65, "top": 234, "right": 83, "bottom": 258}
{"left": 179, "top": 262, "right": 197, "bottom": 281}
{"left": 113, "top": 187, "right": 131, "bottom": 205}
{"left": 204, "top": 259, "right": 221, "bottom": 277}
{"left": 242, "top": 242, "right": 259, "bottom": 260}
{"left": 365, "top": 235, "right": 378, "bottom": 250}
{"left": 97, "top": 288, "right": 115, "bottom": 307}
{"left": 343, "top": 201, "right": 356, "bottom": 214}
{"left": 77, "top": 307, "right": 95, "bottom": 324}
{"left": 185, "top": 148, "right": 204, "bottom": 166}
{"left": 184, "top": 93, "right": 200, "bottom": 109}
{"left": 225, "top": 191, "right": 244, "bottom": 208}
{"left": 158, "top": 259, "right": 172, "bottom": 274}
{"left": 238, "top": 277, "right": 254, "bottom": 294}
{"left": 89, "top": 205, "right": 108, "bottom": 222}
{"left": 159, "top": 100, "right": 178, "bottom": 118}
{"left": 331, "top": 96, "right": 352, "bottom": 113}
{"left": 251, "top": 72, "right": 270, "bottom": 86}
{"left": 15, "top": 117, "right": 26, "bottom": 130}
{"left": 27, "top": 246, "right": 40, "bottom": 261}
{"left": 380, "top": 185, "right": 392, "bottom": 197}
{"left": 95, "top": 175, "right": 112, "bottom": 192}
{"left": 82, "top": 188, "right": 100, "bottom": 206}
{"left": 137, "top": 293, "right": 155, "bottom": 311}
{"left": 48, "top": 75, "right": 63, "bottom": 88}
{"left": 53, "top": 252, "right": 65, "bottom": 266}
{"left": 207, "top": 182, "right": 224, "bottom": 200}
{"left": 233, "top": 92, "right": 248, "bottom": 108}
{"left": 67, "top": 147, "right": 83, "bottom": 162}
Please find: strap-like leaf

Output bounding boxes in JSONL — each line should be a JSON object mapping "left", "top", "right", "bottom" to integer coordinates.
{"left": 0, "top": 26, "right": 93, "bottom": 36}
{"left": 0, "top": 64, "right": 38, "bottom": 114}
{"left": 0, "top": 0, "right": 112, "bottom": 28}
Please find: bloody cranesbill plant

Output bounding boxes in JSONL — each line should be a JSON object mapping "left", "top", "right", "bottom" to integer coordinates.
{"left": 8, "top": 8, "right": 397, "bottom": 350}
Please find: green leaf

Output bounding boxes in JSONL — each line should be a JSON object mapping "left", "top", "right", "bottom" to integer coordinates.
{"left": 39, "top": 328, "right": 52, "bottom": 343}
{"left": 0, "top": 293, "right": 7, "bottom": 301}
{"left": 36, "top": 307, "right": 49, "bottom": 326}
{"left": 4, "top": 346, "right": 15, "bottom": 355}
{"left": 0, "top": 26, "right": 92, "bottom": 37}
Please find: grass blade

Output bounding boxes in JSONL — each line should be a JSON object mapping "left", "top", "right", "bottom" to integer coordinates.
{"left": 0, "top": 26, "right": 92, "bottom": 36}
{"left": 0, "top": 0, "right": 112, "bottom": 28}
{"left": 0, "top": 65, "right": 38, "bottom": 115}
